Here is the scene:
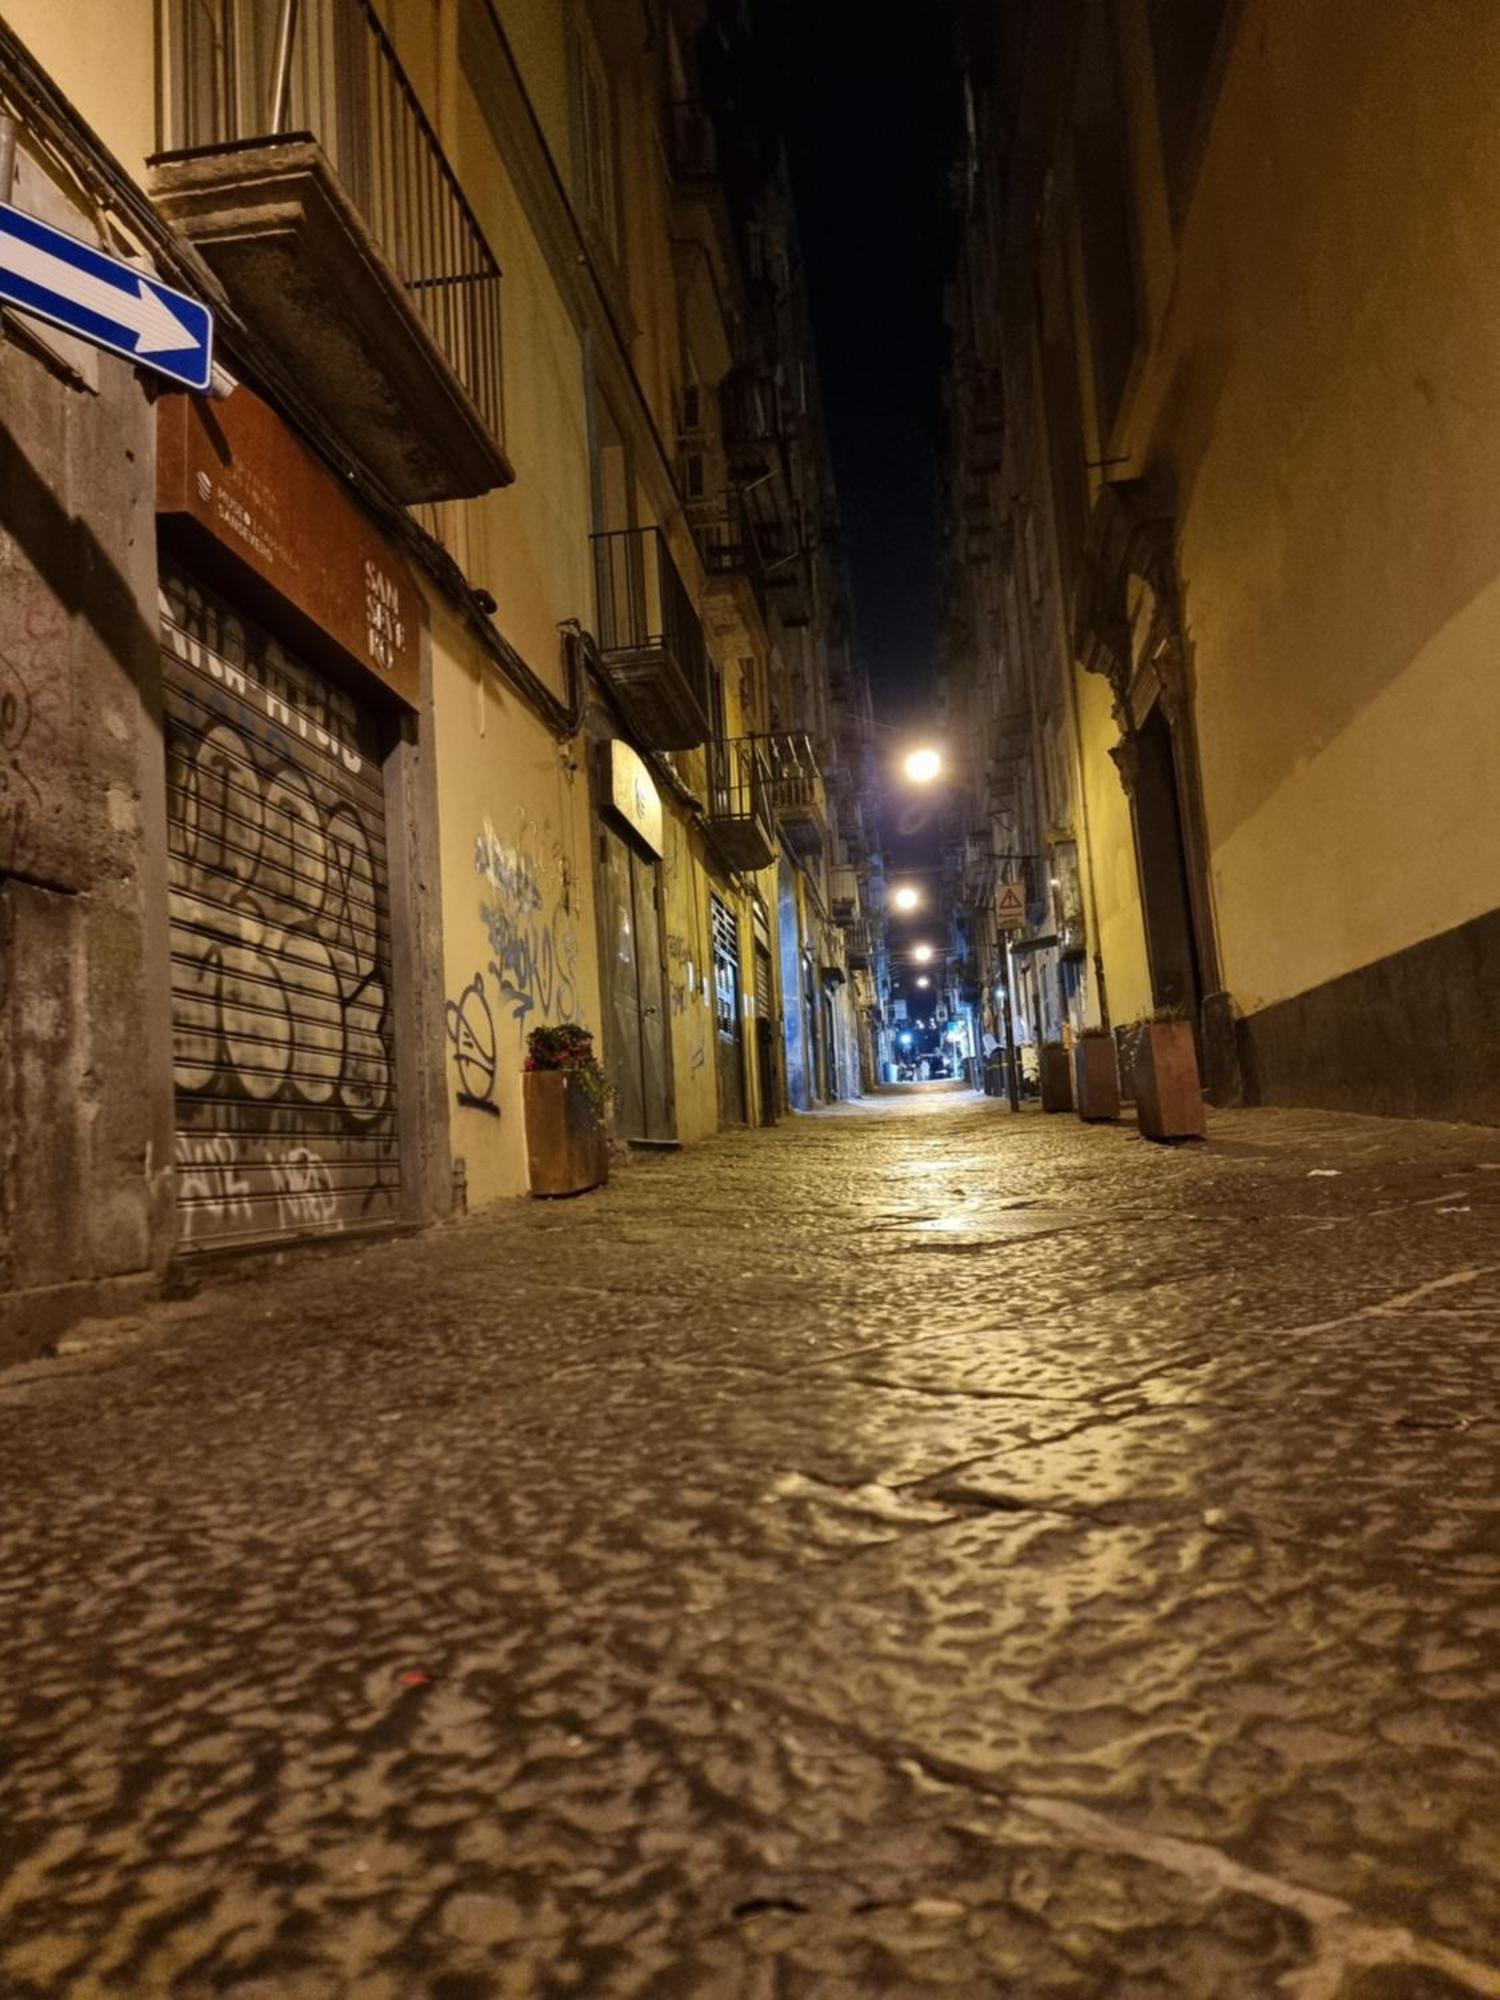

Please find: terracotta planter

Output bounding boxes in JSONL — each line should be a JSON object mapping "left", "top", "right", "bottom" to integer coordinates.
{"left": 523, "top": 1070, "right": 610, "bottom": 1196}
{"left": 1073, "top": 1037, "right": 1120, "bottom": 1122}
{"left": 1132, "top": 1021, "right": 1206, "bottom": 1141}
{"left": 1040, "top": 1042, "right": 1073, "bottom": 1113}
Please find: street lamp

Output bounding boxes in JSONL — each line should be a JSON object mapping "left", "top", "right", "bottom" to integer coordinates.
{"left": 892, "top": 884, "right": 921, "bottom": 911}
{"left": 903, "top": 747, "right": 942, "bottom": 784}
{"left": 912, "top": 943, "right": 934, "bottom": 964}
{"left": 915, "top": 975, "right": 930, "bottom": 988}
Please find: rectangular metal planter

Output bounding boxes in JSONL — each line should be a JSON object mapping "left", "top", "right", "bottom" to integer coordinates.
{"left": 1132, "top": 1021, "right": 1206, "bottom": 1141}
{"left": 1040, "top": 1042, "right": 1073, "bottom": 1112}
{"left": 1073, "top": 1038, "right": 1121, "bottom": 1121}
{"left": 523, "top": 1072, "right": 610, "bottom": 1197}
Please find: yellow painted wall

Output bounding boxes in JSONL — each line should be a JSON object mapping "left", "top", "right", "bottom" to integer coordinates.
{"left": 660, "top": 814, "right": 720, "bottom": 1142}
{"left": 499, "top": 0, "right": 573, "bottom": 178}
{"left": 1127, "top": 0, "right": 1500, "bottom": 1009}
{"left": 1074, "top": 664, "right": 1153, "bottom": 1026}
{"left": 452, "top": 76, "right": 593, "bottom": 703}
{"left": 428, "top": 597, "right": 601, "bottom": 1203}
{"left": 4, "top": 0, "right": 157, "bottom": 178}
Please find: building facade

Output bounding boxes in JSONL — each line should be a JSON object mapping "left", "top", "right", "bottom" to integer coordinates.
{"left": 0, "top": 0, "right": 882, "bottom": 1355}
{"left": 941, "top": 0, "right": 1500, "bottom": 1122}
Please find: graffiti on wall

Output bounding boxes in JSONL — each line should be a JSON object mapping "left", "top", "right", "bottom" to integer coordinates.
{"left": 164, "top": 576, "right": 401, "bottom": 1244}
{"left": 445, "top": 971, "right": 499, "bottom": 1115}
{"left": 171, "top": 719, "right": 391, "bottom": 1116}
{"left": 474, "top": 814, "right": 581, "bottom": 1040}
{"left": 0, "top": 584, "right": 67, "bottom": 876}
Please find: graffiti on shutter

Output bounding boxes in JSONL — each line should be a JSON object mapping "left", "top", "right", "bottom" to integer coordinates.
{"left": 161, "top": 566, "right": 402, "bottom": 1247}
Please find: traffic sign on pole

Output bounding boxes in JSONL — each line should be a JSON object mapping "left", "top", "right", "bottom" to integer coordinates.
{"left": 995, "top": 879, "right": 1026, "bottom": 930}
{"left": 0, "top": 201, "right": 213, "bottom": 391}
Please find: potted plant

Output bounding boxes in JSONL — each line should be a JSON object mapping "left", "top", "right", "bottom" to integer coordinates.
{"left": 522, "top": 1024, "right": 612, "bottom": 1196}
{"left": 1040, "top": 1040, "right": 1073, "bottom": 1112}
{"left": 1073, "top": 1027, "right": 1121, "bottom": 1122}
{"left": 1131, "top": 1009, "right": 1205, "bottom": 1142}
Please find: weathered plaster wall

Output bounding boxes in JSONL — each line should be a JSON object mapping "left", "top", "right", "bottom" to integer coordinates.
{"left": 452, "top": 78, "right": 594, "bottom": 705}
{"left": 0, "top": 307, "right": 173, "bottom": 1352}
{"left": 1128, "top": 0, "right": 1500, "bottom": 1015}
{"left": 1074, "top": 667, "right": 1153, "bottom": 1028}
{"left": 428, "top": 600, "right": 600, "bottom": 1205}
{"left": 2, "top": 0, "right": 157, "bottom": 176}
{"left": 661, "top": 814, "right": 719, "bottom": 1144}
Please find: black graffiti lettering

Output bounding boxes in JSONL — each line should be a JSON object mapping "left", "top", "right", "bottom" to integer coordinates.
{"left": 445, "top": 971, "right": 499, "bottom": 1115}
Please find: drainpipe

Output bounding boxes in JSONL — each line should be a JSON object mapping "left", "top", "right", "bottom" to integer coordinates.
{"left": 269, "top": 0, "right": 301, "bottom": 135}
{"left": 0, "top": 114, "right": 18, "bottom": 203}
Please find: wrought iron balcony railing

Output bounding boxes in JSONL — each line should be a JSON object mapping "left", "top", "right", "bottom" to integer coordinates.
{"left": 591, "top": 527, "right": 710, "bottom": 750}
{"left": 705, "top": 737, "right": 776, "bottom": 872}
{"left": 757, "top": 730, "right": 827, "bottom": 858}
{"left": 693, "top": 493, "right": 767, "bottom": 609}
{"left": 157, "top": 0, "right": 504, "bottom": 483}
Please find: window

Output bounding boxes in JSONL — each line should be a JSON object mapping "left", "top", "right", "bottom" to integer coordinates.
{"left": 569, "top": 5, "right": 621, "bottom": 266}
{"left": 1073, "top": 0, "right": 1140, "bottom": 452}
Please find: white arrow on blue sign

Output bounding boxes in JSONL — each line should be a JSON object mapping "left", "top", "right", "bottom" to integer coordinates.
{"left": 0, "top": 201, "right": 213, "bottom": 392}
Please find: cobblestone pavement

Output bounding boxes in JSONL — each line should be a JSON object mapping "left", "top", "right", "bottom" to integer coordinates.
{"left": 5, "top": 1087, "right": 1500, "bottom": 1999}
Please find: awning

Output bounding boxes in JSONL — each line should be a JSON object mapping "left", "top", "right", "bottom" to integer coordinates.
{"left": 1005, "top": 933, "right": 1058, "bottom": 957}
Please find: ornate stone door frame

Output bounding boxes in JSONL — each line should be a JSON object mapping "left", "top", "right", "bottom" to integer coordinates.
{"left": 1073, "top": 481, "right": 1242, "bottom": 1104}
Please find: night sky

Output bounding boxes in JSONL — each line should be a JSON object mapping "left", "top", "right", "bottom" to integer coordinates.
{"left": 754, "top": 0, "right": 957, "bottom": 737}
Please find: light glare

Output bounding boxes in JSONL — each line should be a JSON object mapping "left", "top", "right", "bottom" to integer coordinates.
{"left": 903, "top": 747, "right": 942, "bottom": 783}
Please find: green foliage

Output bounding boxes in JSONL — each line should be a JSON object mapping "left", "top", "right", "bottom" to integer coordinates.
{"left": 524, "top": 1024, "right": 614, "bottom": 1115}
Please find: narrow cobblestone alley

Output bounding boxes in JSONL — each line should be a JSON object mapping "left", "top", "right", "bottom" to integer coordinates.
{"left": 6, "top": 1089, "right": 1500, "bottom": 1999}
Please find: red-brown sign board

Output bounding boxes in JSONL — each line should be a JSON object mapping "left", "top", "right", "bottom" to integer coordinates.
{"left": 157, "top": 386, "right": 421, "bottom": 708}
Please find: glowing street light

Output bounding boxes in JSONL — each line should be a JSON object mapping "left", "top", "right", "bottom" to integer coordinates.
{"left": 912, "top": 943, "right": 934, "bottom": 964}
{"left": 892, "top": 884, "right": 921, "bottom": 912}
{"left": 915, "top": 975, "right": 930, "bottom": 988}
{"left": 903, "top": 746, "right": 942, "bottom": 784}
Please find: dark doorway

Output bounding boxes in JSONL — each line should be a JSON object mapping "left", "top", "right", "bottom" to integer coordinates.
{"left": 710, "top": 892, "right": 747, "bottom": 1127}
{"left": 753, "top": 939, "right": 777, "bottom": 1123}
{"left": 1132, "top": 702, "right": 1203, "bottom": 1021}
{"left": 598, "top": 819, "right": 673, "bottom": 1142}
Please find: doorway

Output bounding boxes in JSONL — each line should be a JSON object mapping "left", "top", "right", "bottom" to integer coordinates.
{"left": 710, "top": 892, "right": 747, "bottom": 1127}
{"left": 1131, "top": 701, "right": 1203, "bottom": 1022}
{"left": 753, "top": 938, "right": 777, "bottom": 1123}
{"left": 597, "top": 819, "right": 673, "bottom": 1143}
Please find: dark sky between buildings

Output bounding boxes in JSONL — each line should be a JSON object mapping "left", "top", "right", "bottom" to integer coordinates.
{"left": 754, "top": 0, "right": 957, "bottom": 736}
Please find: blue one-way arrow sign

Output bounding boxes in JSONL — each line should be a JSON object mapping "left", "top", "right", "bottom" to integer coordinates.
{"left": 0, "top": 201, "right": 213, "bottom": 392}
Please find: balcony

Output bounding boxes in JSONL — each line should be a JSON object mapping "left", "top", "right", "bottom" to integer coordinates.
{"left": 706, "top": 738, "right": 776, "bottom": 872}
{"left": 829, "top": 863, "right": 862, "bottom": 926}
{"left": 152, "top": 0, "right": 511, "bottom": 502}
{"left": 720, "top": 369, "right": 784, "bottom": 479}
{"left": 592, "top": 528, "right": 711, "bottom": 750}
{"left": 759, "top": 731, "right": 827, "bottom": 859}
{"left": 692, "top": 493, "right": 767, "bottom": 636}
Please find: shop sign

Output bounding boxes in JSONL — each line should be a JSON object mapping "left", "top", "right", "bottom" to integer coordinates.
{"left": 157, "top": 386, "right": 421, "bottom": 707}
{"left": 609, "top": 739, "right": 663, "bottom": 856}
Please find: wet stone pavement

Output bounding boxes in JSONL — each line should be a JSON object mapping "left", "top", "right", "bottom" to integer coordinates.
{"left": 5, "top": 1087, "right": 1500, "bottom": 2000}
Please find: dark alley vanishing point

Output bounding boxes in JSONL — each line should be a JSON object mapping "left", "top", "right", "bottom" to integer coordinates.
{"left": 5, "top": 1087, "right": 1500, "bottom": 1999}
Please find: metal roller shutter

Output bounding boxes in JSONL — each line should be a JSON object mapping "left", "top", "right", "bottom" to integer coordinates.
{"left": 161, "top": 564, "right": 402, "bottom": 1249}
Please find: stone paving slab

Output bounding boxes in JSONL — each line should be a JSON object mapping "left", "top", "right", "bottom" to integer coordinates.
{"left": 3, "top": 1089, "right": 1500, "bottom": 1997}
